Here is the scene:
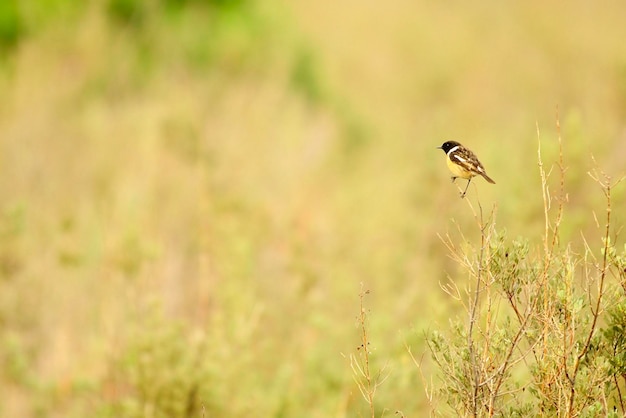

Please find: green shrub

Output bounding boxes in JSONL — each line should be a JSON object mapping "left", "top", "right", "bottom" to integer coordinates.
{"left": 0, "top": 0, "right": 24, "bottom": 51}
{"left": 107, "top": 0, "right": 145, "bottom": 26}
{"left": 103, "top": 311, "right": 223, "bottom": 417}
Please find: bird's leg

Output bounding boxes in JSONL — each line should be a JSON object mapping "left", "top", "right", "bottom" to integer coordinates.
{"left": 460, "top": 178, "right": 471, "bottom": 198}
{"left": 451, "top": 176, "right": 457, "bottom": 183}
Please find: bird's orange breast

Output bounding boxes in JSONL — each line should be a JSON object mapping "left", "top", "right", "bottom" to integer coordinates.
{"left": 446, "top": 156, "right": 474, "bottom": 179}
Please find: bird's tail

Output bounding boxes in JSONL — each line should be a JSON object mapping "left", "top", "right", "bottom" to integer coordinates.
{"left": 481, "top": 172, "right": 496, "bottom": 184}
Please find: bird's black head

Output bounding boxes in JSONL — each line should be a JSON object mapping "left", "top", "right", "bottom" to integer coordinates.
{"left": 438, "top": 141, "right": 461, "bottom": 154}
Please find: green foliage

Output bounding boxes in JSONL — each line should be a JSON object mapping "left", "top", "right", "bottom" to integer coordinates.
{"left": 290, "top": 46, "right": 325, "bottom": 104}
{"left": 0, "top": 0, "right": 24, "bottom": 51}
{"left": 107, "top": 0, "right": 145, "bottom": 26}
{"left": 0, "top": 203, "right": 26, "bottom": 279}
{"left": 489, "top": 234, "right": 537, "bottom": 297}
{"left": 603, "top": 301, "right": 626, "bottom": 378}
{"left": 104, "top": 312, "right": 223, "bottom": 417}
{"left": 159, "top": 0, "right": 268, "bottom": 73}
{"left": 162, "top": 0, "right": 249, "bottom": 11}
{"left": 1, "top": 332, "right": 35, "bottom": 387}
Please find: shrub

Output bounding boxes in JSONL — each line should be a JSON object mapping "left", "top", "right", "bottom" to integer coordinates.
{"left": 425, "top": 126, "right": 626, "bottom": 416}
{"left": 0, "top": 0, "right": 24, "bottom": 52}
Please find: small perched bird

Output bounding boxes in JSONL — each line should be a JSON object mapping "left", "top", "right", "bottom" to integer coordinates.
{"left": 438, "top": 141, "right": 495, "bottom": 198}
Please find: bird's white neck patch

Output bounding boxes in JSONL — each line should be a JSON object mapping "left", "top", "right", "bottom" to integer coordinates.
{"left": 447, "top": 145, "right": 460, "bottom": 156}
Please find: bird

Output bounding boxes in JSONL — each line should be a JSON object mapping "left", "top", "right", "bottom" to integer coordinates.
{"left": 438, "top": 141, "right": 495, "bottom": 198}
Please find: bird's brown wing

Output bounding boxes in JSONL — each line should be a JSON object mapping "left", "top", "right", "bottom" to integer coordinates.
{"left": 450, "top": 148, "right": 495, "bottom": 184}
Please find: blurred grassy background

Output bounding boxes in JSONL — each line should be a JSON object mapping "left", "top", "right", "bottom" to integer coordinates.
{"left": 1, "top": 0, "right": 626, "bottom": 416}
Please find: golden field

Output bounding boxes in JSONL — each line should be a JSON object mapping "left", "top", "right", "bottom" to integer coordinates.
{"left": 1, "top": 1, "right": 626, "bottom": 416}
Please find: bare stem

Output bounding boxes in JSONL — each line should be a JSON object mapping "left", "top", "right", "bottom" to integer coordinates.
{"left": 566, "top": 172, "right": 615, "bottom": 416}
{"left": 350, "top": 284, "right": 390, "bottom": 418}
